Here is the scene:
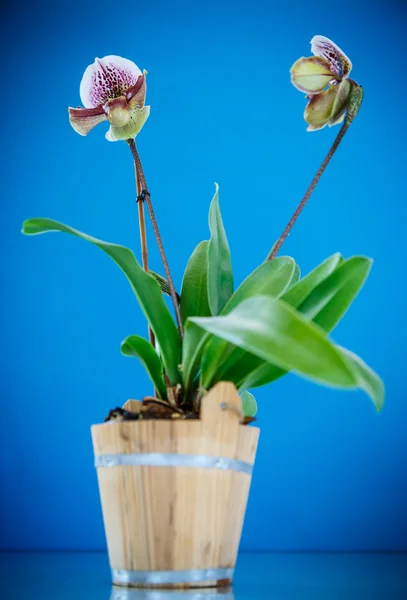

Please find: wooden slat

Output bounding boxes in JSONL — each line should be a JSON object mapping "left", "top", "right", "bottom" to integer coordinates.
{"left": 122, "top": 399, "right": 142, "bottom": 413}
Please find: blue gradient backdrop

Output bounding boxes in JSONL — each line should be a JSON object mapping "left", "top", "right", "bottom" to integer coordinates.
{"left": 1, "top": 0, "right": 406, "bottom": 551}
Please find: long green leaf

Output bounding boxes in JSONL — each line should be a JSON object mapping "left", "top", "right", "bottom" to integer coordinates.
{"left": 282, "top": 252, "right": 342, "bottom": 306}
{"left": 241, "top": 256, "right": 372, "bottom": 389}
{"left": 180, "top": 241, "right": 211, "bottom": 324}
{"left": 191, "top": 296, "right": 357, "bottom": 389}
{"left": 339, "top": 347, "right": 384, "bottom": 411}
{"left": 238, "top": 362, "right": 285, "bottom": 390}
{"left": 207, "top": 184, "right": 233, "bottom": 315}
{"left": 298, "top": 256, "right": 372, "bottom": 330}
{"left": 121, "top": 335, "right": 168, "bottom": 400}
{"left": 199, "top": 257, "right": 296, "bottom": 388}
{"left": 287, "top": 263, "right": 301, "bottom": 290}
{"left": 182, "top": 321, "right": 210, "bottom": 392}
{"left": 22, "top": 218, "right": 181, "bottom": 385}
{"left": 241, "top": 345, "right": 384, "bottom": 412}
{"left": 179, "top": 241, "right": 212, "bottom": 392}
{"left": 225, "top": 351, "right": 285, "bottom": 390}
{"left": 224, "top": 257, "right": 295, "bottom": 314}
{"left": 215, "top": 253, "right": 343, "bottom": 389}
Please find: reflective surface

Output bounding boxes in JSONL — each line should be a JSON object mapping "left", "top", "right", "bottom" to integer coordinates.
{"left": 1, "top": 552, "right": 407, "bottom": 599}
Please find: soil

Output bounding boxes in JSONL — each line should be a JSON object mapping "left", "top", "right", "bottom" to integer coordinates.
{"left": 104, "top": 397, "right": 256, "bottom": 425}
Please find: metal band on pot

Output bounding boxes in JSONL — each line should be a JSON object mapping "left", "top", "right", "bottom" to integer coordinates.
{"left": 111, "top": 567, "right": 235, "bottom": 586}
{"left": 110, "top": 587, "right": 234, "bottom": 599}
{"left": 95, "top": 452, "right": 253, "bottom": 475}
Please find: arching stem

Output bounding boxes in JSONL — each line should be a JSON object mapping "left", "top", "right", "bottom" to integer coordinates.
{"left": 268, "top": 85, "right": 363, "bottom": 261}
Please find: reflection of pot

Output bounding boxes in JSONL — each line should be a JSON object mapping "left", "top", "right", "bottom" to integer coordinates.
{"left": 92, "top": 382, "right": 259, "bottom": 589}
{"left": 110, "top": 587, "right": 235, "bottom": 600}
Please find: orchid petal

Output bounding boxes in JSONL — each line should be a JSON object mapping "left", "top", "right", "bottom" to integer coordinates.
{"left": 79, "top": 55, "right": 142, "bottom": 108}
{"left": 68, "top": 106, "right": 107, "bottom": 136}
{"left": 306, "top": 122, "right": 328, "bottom": 132}
{"left": 311, "top": 35, "right": 352, "bottom": 79}
{"left": 127, "top": 73, "right": 147, "bottom": 108}
{"left": 103, "top": 97, "right": 131, "bottom": 126}
{"left": 329, "top": 112, "right": 345, "bottom": 127}
{"left": 105, "top": 105, "right": 150, "bottom": 142}
{"left": 328, "top": 78, "right": 351, "bottom": 126}
{"left": 290, "top": 56, "right": 339, "bottom": 94}
{"left": 304, "top": 85, "right": 337, "bottom": 129}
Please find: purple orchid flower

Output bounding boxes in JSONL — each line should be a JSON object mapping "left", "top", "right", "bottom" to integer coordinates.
{"left": 68, "top": 55, "right": 150, "bottom": 142}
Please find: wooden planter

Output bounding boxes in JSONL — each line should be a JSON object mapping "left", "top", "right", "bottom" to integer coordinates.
{"left": 92, "top": 382, "right": 259, "bottom": 589}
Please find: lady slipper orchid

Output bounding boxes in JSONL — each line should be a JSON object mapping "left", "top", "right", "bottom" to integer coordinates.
{"left": 290, "top": 36, "right": 356, "bottom": 131}
{"left": 68, "top": 56, "right": 150, "bottom": 142}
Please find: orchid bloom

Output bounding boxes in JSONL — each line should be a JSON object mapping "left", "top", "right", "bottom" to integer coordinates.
{"left": 290, "top": 36, "right": 356, "bottom": 131}
{"left": 68, "top": 56, "right": 150, "bottom": 142}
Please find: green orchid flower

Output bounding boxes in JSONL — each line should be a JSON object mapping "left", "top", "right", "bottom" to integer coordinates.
{"left": 290, "top": 35, "right": 358, "bottom": 131}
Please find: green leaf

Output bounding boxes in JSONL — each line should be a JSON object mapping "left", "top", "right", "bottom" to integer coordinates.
{"left": 199, "top": 257, "right": 296, "bottom": 388}
{"left": 180, "top": 241, "right": 211, "bottom": 324}
{"left": 179, "top": 241, "right": 212, "bottom": 391}
{"left": 297, "top": 256, "right": 372, "bottom": 331}
{"left": 149, "top": 270, "right": 179, "bottom": 300}
{"left": 22, "top": 218, "right": 181, "bottom": 385}
{"left": 239, "top": 345, "right": 384, "bottom": 412}
{"left": 241, "top": 390, "right": 258, "bottom": 417}
{"left": 339, "top": 346, "right": 384, "bottom": 411}
{"left": 238, "top": 362, "right": 285, "bottom": 390}
{"left": 282, "top": 252, "right": 342, "bottom": 307}
{"left": 288, "top": 263, "right": 301, "bottom": 290}
{"left": 207, "top": 183, "right": 233, "bottom": 315}
{"left": 191, "top": 296, "right": 357, "bottom": 389}
{"left": 182, "top": 321, "right": 210, "bottom": 392}
{"left": 224, "top": 257, "right": 295, "bottom": 314}
{"left": 121, "top": 335, "right": 168, "bottom": 400}
{"left": 241, "top": 256, "right": 373, "bottom": 389}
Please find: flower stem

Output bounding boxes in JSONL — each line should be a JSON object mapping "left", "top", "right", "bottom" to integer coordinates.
{"left": 268, "top": 85, "right": 363, "bottom": 261}
{"left": 127, "top": 142, "right": 156, "bottom": 348}
{"left": 136, "top": 179, "right": 149, "bottom": 271}
{"left": 127, "top": 139, "right": 184, "bottom": 338}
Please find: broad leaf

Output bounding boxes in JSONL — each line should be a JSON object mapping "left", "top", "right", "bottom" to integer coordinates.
{"left": 235, "top": 253, "right": 343, "bottom": 389}
{"left": 199, "top": 257, "right": 295, "bottom": 388}
{"left": 207, "top": 184, "right": 233, "bottom": 315}
{"left": 180, "top": 241, "right": 211, "bottom": 324}
{"left": 288, "top": 263, "right": 301, "bottom": 290}
{"left": 241, "top": 256, "right": 372, "bottom": 389}
{"left": 22, "top": 218, "right": 181, "bottom": 385}
{"left": 238, "top": 362, "right": 285, "bottom": 390}
{"left": 182, "top": 321, "right": 210, "bottom": 393}
{"left": 241, "top": 390, "right": 258, "bottom": 417}
{"left": 121, "top": 335, "right": 168, "bottom": 400}
{"left": 224, "top": 256, "right": 295, "bottom": 314}
{"left": 191, "top": 296, "right": 357, "bottom": 389}
{"left": 298, "top": 256, "right": 372, "bottom": 330}
{"left": 339, "top": 347, "right": 384, "bottom": 411}
{"left": 282, "top": 252, "right": 342, "bottom": 306}
{"left": 241, "top": 346, "right": 384, "bottom": 411}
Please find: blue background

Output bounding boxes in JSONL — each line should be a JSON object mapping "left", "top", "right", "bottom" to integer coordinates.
{"left": 1, "top": 0, "right": 406, "bottom": 552}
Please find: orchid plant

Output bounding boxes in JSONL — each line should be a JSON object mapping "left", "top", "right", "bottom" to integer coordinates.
{"left": 22, "top": 36, "right": 384, "bottom": 420}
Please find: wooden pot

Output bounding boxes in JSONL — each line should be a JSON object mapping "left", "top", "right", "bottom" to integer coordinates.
{"left": 92, "top": 382, "right": 259, "bottom": 589}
